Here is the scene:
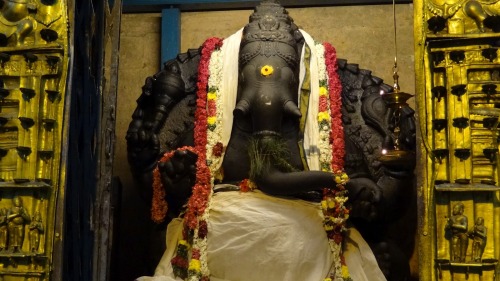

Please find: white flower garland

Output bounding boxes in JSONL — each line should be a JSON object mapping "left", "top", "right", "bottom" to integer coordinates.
{"left": 315, "top": 43, "right": 333, "bottom": 172}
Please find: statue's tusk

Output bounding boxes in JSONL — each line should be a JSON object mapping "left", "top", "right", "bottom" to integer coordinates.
{"left": 283, "top": 100, "right": 301, "bottom": 118}
{"left": 233, "top": 99, "right": 251, "bottom": 117}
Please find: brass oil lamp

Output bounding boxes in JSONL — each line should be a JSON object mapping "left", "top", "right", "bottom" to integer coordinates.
{"left": 379, "top": 0, "right": 415, "bottom": 168}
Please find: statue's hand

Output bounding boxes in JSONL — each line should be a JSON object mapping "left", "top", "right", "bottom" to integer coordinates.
{"left": 158, "top": 150, "right": 197, "bottom": 184}
{"left": 126, "top": 107, "right": 160, "bottom": 172}
{"left": 158, "top": 150, "right": 198, "bottom": 216}
{"left": 346, "top": 177, "right": 382, "bottom": 221}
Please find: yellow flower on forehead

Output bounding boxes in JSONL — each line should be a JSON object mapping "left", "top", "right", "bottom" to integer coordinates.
{"left": 319, "top": 86, "right": 328, "bottom": 96}
{"left": 207, "top": 92, "right": 217, "bottom": 100}
{"left": 261, "top": 65, "right": 274, "bottom": 77}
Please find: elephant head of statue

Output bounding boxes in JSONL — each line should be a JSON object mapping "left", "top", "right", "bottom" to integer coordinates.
{"left": 234, "top": 0, "right": 302, "bottom": 137}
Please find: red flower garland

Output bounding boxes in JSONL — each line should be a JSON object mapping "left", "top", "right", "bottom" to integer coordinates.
{"left": 322, "top": 42, "right": 352, "bottom": 280}
{"left": 183, "top": 37, "right": 224, "bottom": 230}
{"left": 151, "top": 166, "right": 168, "bottom": 224}
{"left": 323, "top": 42, "right": 345, "bottom": 173}
{"left": 169, "top": 37, "right": 223, "bottom": 280}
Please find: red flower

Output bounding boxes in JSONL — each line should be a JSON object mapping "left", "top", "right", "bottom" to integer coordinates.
{"left": 333, "top": 232, "right": 343, "bottom": 244}
{"left": 198, "top": 220, "right": 208, "bottom": 238}
{"left": 208, "top": 100, "right": 217, "bottom": 116}
{"left": 171, "top": 255, "right": 189, "bottom": 268}
{"left": 212, "top": 142, "right": 224, "bottom": 157}
{"left": 192, "top": 249, "right": 201, "bottom": 260}
{"left": 319, "top": 95, "right": 328, "bottom": 112}
{"left": 239, "top": 179, "right": 251, "bottom": 192}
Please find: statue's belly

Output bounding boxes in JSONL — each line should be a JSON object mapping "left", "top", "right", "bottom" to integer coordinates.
{"left": 207, "top": 191, "right": 332, "bottom": 281}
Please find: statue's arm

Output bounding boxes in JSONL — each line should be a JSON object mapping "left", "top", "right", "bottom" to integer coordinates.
{"left": 256, "top": 170, "right": 335, "bottom": 196}
{"left": 21, "top": 209, "right": 31, "bottom": 222}
{"left": 7, "top": 212, "right": 18, "bottom": 220}
{"left": 126, "top": 62, "right": 187, "bottom": 174}
{"left": 126, "top": 49, "right": 201, "bottom": 220}
{"left": 126, "top": 50, "right": 200, "bottom": 200}
{"left": 451, "top": 218, "right": 467, "bottom": 230}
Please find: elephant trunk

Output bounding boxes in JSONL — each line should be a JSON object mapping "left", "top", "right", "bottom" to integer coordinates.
{"left": 234, "top": 82, "right": 301, "bottom": 136}
{"left": 248, "top": 135, "right": 334, "bottom": 195}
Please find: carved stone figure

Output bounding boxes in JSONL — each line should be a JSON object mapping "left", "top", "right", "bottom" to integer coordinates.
{"left": 127, "top": 1, "right": 416, "bottom": 280}
{"left": 446, "top": 202, "right": 468, "bottom": 262}
{"left": 0, "top": 208, "right": 8, "bottom": 251}
{"left": 7, "top": 196, "right": 30, "bottom": 252}
{"left": 29, "top": 211, "right": 43, "bottom": 253}
{"left": 469, "top": 216, "right": 487, "bottom": 262}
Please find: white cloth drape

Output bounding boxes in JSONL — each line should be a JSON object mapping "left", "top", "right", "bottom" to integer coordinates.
{"left": 137, "top": 191, "right": 386, "bottom": 281}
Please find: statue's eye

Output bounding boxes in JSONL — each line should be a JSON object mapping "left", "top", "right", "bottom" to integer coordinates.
{"left": 260, "top": 65, "right": 274, "bottom": 77}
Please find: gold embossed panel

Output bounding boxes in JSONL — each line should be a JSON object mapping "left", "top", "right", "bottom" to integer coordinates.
{"left": 416, "top": 0, "right": 500, "bottom": 280}
{"left": 0, "top": 0, "right": 68, "bottom": 280}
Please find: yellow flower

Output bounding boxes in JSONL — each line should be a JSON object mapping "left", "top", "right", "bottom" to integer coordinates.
{"left": 324, "top": 224, "right": 334, "bottom": 231}
{"left": 188, "top": 259, "right": 201, "bottom": 272}
{"left": 178, "top": 240, "right": 189, "bottom": 246}
{"left": 318, "top": 111, "right": 329, "bottom": 122}
{"left": 334, "top": 175, "right": 342, "bottom": 184}
{"left": 328, "top": 200, "right": 336, "bottom": 209}
{"left": 321, "top": 200, "right": 328, "bottom": 210}
{"left": 261, "top": 65, "right": 274, "bottom": 76}
{"left": 319, "top": 86, "right": 328, "bottom": 96}
{"left": 324, "top": 278, "right": 332, "bottom": 281}
{"left": 248, "top": 180, "right": 257, "bottom": 190}
{"left": 342, "top": 265, "right": 350, "bottom": 278}
{"left": 207, "top": 116, "right": 217, "bottom": 125}
{"left": 207, "top": 92, "right": 217, "bottom": 100}
{"left": 341, "top": 173, "right": 349, "bottom": 181}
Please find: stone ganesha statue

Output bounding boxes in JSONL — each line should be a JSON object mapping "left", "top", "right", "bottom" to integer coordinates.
{"left": 126, "top": 1, "right": 416, "bottom": 280}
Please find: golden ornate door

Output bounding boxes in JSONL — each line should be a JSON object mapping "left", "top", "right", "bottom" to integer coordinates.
{"left": 415, "top": 0, "right": 500, "bottom": 280}
{"left": 0, "top": 0, "right": 69, "bottom": 280}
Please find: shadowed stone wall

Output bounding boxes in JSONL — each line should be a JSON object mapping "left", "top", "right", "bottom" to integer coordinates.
{"left": 115, "top": 5, "right": 416, "bottom": 280}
